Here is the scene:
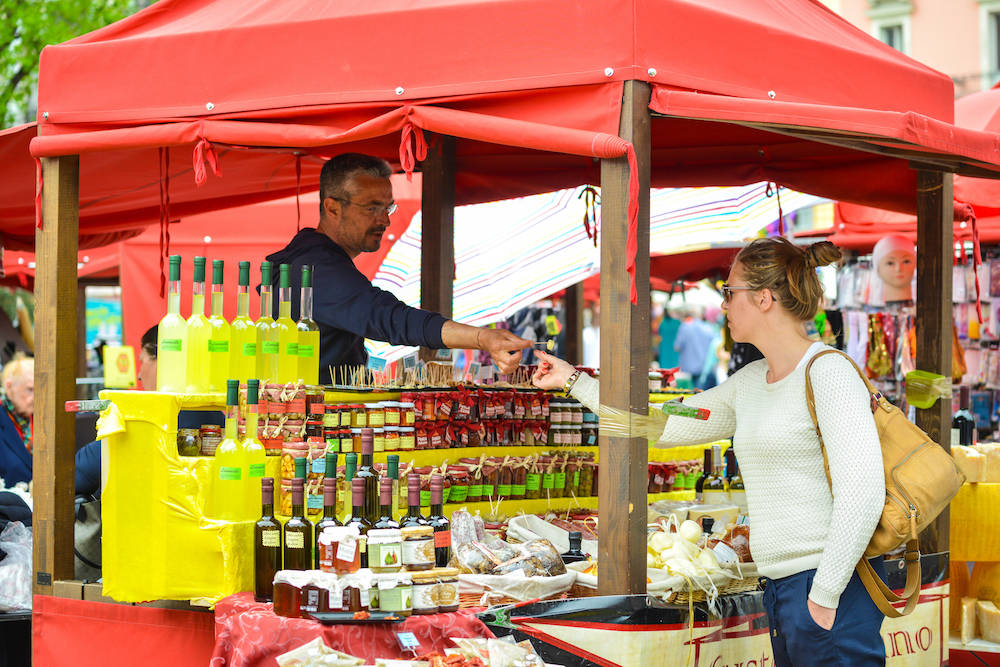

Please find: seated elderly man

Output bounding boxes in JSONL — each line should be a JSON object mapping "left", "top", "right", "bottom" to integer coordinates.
{"left": 0, "top": 355, "right": 33, "bottom": 486}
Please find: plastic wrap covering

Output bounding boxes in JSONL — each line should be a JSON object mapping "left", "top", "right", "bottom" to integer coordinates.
{"left": 904, "top": 370, "right": 951, "bottom": 409}
{"left": 596, "top": 400, "right": 709, "bottom": 445}
{"left": 0, "top": 521, "right": 32, "bottom": 611}
{"left": 99, "top": 390, "right": 278, "bottom": 605}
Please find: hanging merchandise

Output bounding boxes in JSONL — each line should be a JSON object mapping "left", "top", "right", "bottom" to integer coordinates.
{"left": 867, "top": 314, "right": 893, "bottom": 379}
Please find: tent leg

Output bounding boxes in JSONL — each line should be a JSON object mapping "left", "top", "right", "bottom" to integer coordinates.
{"left": 598, "top": 80, "right": 651, "bottom": 596}
{"left": 564, "top": 282, "right": 584, "bottom": 365}
{"left": 420, "top": 133, "right": 456, "bottom": 360}
{"left": 33, "top": 155, "right": 80, "bottom": 594}
{"left": 914, "top": 168, "right": 953, "bottom": 557}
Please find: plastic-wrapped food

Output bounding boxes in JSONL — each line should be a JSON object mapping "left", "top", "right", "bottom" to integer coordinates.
{"left": 0, "top": 521, "right": 32, "bottom": 611}
{"left": 450, "top": 509, "right": 479, "bottom": 548}
{"left": 454, "top": 542, "right": 499, "bottom": 574}
{"left": 492, "top": 554, "right": 546, "bottom": 577}
{"left": 520, "top": 538, "right": 567, "bottom": 576}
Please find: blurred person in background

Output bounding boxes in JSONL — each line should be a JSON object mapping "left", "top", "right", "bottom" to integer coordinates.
{"left": 673, "top": 306, "right": 715, "bottom": 389}
{"left": 657, "top": 307, "right": 681, "bottom": 370}
{"left": 0, "top": 355, "right": 33, "bottom": 486}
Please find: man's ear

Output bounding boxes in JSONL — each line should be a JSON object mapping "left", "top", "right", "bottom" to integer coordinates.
{"left": 322, "top": 197, "right": 341, "bottom": 221}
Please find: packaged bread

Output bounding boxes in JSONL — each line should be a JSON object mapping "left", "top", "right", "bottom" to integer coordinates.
{"left": 953, "top": 445, "right": 986, "bottom": 483}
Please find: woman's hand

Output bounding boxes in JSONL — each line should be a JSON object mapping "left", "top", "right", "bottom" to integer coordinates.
{"left": 807, "top": 598, "right": 836, "bottom": 631}
{"left": 531, "top": 350, "right": 576, "bottom": 390}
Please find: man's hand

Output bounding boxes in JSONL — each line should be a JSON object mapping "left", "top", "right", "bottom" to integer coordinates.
{"left": 478, "top": 328, "right": 531, "bottom": 374}
{"left": 807, "top": 598, "right": 836, "bottom": 631}
{"left": 531, "top": 350, "right": 576, "bottom": 390}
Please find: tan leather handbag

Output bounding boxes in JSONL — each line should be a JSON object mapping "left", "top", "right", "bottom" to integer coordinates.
{"left": 805, "top": 349, "right": 965, "bottom": 617}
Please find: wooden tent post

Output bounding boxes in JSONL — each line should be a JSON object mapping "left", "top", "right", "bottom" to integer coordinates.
{"left": 563, "top": 282, "right": 584, "bottom": 365}
{"left": 913, "top": 168, "right": 953, "bottom": 556}
{"left": 597, "top": 80, "right": 651, "bottom": 595}
{"left": 33, "top": 155, "right": 80, "bottom": 594}
{"left": 419, "top": 133, "right": 456, "bottom": 361}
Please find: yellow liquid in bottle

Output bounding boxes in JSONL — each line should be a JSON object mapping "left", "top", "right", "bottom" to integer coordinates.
{"left": 211, "top": 412, "right": 245, "bottom": 521}
{"left": 242, "top": 407, "right": 267, "bottom": 519}
{"left": 256, "top": 288, "right": 277, "bottom": 383}
{"left": 275, "top": 301, "right": 298, "bottom": 384}
{"left": 296, "top": 326, "right": 320, "bottom": 386}
{"left": 230, "top": 306, "right": 257, "bottom": 386}
{"left": 207, "top": 291, "right": 231, "bottom": 393}
{"left": 157, "top": 291, "right": 187, "bottom": 392}
{"left": 186, "top": 293, "right": 210, "bottom": 393}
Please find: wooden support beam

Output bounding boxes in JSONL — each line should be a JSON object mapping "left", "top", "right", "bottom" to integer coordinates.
{"left": 419, "top": 133, "right": 456, "bottom": 360}
{"left": 34, "top": 156, "right": 80, "bottom": 594}
{"left": 77, "top": 285, "right": 88, "bottom": 382}
{"left": 563, "top": 282, "right": 584, "bottom": 365}
{"left": 598, "top": 80, "right": 651, "bottom": 595}
{"left": 913, "top": 169, "right": 953, "bottom": 556}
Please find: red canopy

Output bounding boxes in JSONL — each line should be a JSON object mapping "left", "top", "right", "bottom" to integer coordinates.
{"left": 9, "top": 0, "right": 1000, "bottom": 262}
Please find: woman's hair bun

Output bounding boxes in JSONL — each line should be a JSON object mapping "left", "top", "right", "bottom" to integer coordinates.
{"left": 805, "top": 241, "right": 842, "bottom": 269}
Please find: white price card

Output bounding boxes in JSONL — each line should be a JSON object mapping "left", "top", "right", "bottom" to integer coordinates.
{"left": 367, "top": 356, "right": 387, "bottom": 371}
{"left": 394, "top": 631, "right": 422, "bottom": 654}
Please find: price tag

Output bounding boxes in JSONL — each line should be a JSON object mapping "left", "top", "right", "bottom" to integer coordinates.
{"left": 468, "top": 362, "right": 481, "bottom": 381}
{"left": 394, "top": 631, "right": 422, "bottom": 655}
{"left": 435, "top": 347, "right": 453, "bottom": 360}
{"left": 403, "top": 354, "right": 417, "bottom": 370}
{"left": 368, "top": 356, "right": 387, "bottom": 371}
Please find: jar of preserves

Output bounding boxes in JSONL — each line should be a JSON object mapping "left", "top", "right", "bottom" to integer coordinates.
{"left": 199, "top": 425, "right": 222, "bottom": 456}
{"left": 272, "top": 570, "right": 310, "bottom": 618}
{"left": 323, "top": 427, "right": 341, "bottom": 453}
{"left": 375, "top": 572, "right": 412, "bottom": 615}
{"left": 349, "top": 404, "right": 367, "bottom": 428}
{"left": 306, "top": 389, "right": 325, "bottom": 419}
{"left": 569, "top": 403, "right": 583, "bottom": 425}
{"left": 383, "top": 401, "right": 401, "bottom": 426}
{"left": 323, "top": 404, "right": 341, "bottom": 428}
{"left": 372, "top": 427, "right": 386, "bottom": 453}
{"left": 300, "top": 575, "right": 330, "bottom": 616}
{"left": 367, "top": 402, "right": 386, "bottom": 428}
{"left": 177, "top": 428, "right": 201, "bottom": 457}
{"left": 349, "top": 428, "right": 363, "bottom": 453}
{"left": 305, "top": 419, "right": 324, "bottom": 440}
{"left": 383, "top": 426, "right": 400, "bottom": 451}
{"left": 401, "top": 526, "right": 435, "bottom": 571}
{"left": 398, "top": 426, "right": 415, "bottom": 451}
{"left": 410, "top": 570, "right": 439, "bottom": 615}
{"left": 446, "top": 467, "right": 469, "bottom": 504}
{"left": 368, "top": 528, "right": 403, "bottom": 573}
{"left": 435, "top": 568, "right": 460, "bottom": 613}
{"left": 399, "top": 401, "right": 416, "bottom": 426}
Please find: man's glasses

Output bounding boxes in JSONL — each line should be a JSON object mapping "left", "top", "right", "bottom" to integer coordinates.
{"left": 721, "top": 283, "right": 755, "bottom": 303}
{"left": 336, "top": 198, "right": 398, "bottom": 218}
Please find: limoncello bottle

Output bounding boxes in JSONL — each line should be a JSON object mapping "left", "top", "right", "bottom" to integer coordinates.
{"left": 256, "top": 261, "right": 278, "bottom": 382}
{"left": 230, "top": 261, "right": 256, "bottom": 385}
{"left": 185, "top": 256, "right": 210, "bottom": 393}
{"left": 206, "top": 259, "right": 231, "bottom": 393}
{"left": 296, "top": 265, "right": 320, "bottom": 385}
{"left": 275, "top": 263, "right": 299, "bottom": 383}
{"left": 211, "top": 379, "right": 244, "bottom": 521}
{"left": 243, "top": 378, "right": 268, "bottom": 519}
{"left": 157, "top": 255, "right": 187, "bottom": 392}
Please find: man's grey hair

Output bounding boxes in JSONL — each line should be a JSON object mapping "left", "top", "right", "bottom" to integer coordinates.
{"left": 319, "top": 153, "right": 392, "bottom": 215}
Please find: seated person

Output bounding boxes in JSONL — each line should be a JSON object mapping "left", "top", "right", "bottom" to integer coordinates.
{"left": 0, "top": 355, "right": 33, "bottom": 487}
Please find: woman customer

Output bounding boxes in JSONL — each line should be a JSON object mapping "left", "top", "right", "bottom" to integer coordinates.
{"left": 533, "top": 237, "right": 887, "bottom": 666}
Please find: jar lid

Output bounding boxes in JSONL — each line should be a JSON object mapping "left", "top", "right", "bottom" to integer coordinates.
{"left": 409, "top": 570, "right": 439, "bottom": 582}
{"left": 401, "top": 526, "right": 433, "bottom": 538}
{"left": 325, "top": 404, "right": 341, "bottom": 410}
{"left": 349, "top": 404, "right": 364, "bottom": 409}
{"left": 351, "top": 428, "right": 363, "bottom": 434}
{"left": 398, "top": 427, "right": 415, "bottom": 433}
{"left": 368, "top": 528, "right": 402, "bottom": 542}
{"left": 435, "top": 567, "right": 460, "bottom": 577}
{"left": 383, "top": 401, "right": 400, "bottom": 407}
{"left": 399, "top": 402, "right": 415, "bottom": 408}
{"left": 273, "top": 569, "right": 312, "bottom": 587}
{"left": 200, "top": 425, "right": 222, "bottom": 432}
{"left": 368, "top": 402, "right": 385, "bottom": 409}
{"left": 178, "top": 428, "right": 200, "bottom": 435}
{"left": 384, "top": 426, "right": 399, "bottom": 432}
{"left": 377, "top": 572, "right": 412, "bottom": 587}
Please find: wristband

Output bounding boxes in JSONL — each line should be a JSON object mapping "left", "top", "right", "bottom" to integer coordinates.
{"left": 563, "top": 369, "right": 581, "bottom": 394}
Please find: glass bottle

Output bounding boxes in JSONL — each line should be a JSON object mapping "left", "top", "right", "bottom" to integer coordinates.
{"left": 282, "top": 477, "right": 312, "bottom": 570}
{"left": 342, "top": 453, "right": 357, "bottom": 521}
{"left": 274, "top": 263, "right": 298, "bottom": 383}
{"left": 374, "top": 478, "right": 401, "bottom": 530}
{"left": 386, "top": 454, "right": 401, "bottom": 520}
{"left": 694, "top": 448, "right": 712, "bottom": 503}
{"left": 427, "top": 474, "right": 451, "bottom": 567}
{"left": 296, "top": 265, "right": 320, "bottom": 386}
{"left": 254, "top": 477, "right": 281, "bottom": 602}
{"left": 185, "top": 256, "right": 210, "bottom": 392}
{"left": 242, "top": 379, "right": 267, "bottom": 519}
{"left": 210, "top": 379, "right": 244, "bottom": 521}
{"left": 356, "top": 428, "right": 380, "bottom": 523}
{"left": 314, "top": 477, "right": 342, "bottom": 569}
{"left": 724, "top": 448, "right": 746, "bottom": 513}
{"left": 702, "top": 444, "right": 729, "bottom": 505}
{"left": 206, "top": 259, "right": 231, "bottom": 393}
{"left": 399, "top": 475, "right": 427, "bottom": 527}
{"left": 256, "top": 261, "right": 278, "bottom": 381}
{"left": 230, "top": 261, "right": 257, "bottom": 385}
{"left": 561, "top": 531, "right": 588, "bottom": 564}
{"left": 157, "top": 254, "right": 187, "bottom": 392}
{"left": 344, "top": 477, "right": 373, "bottom": 568}
{"left": 952, "top": 385, "right": 977, "bottom": 447}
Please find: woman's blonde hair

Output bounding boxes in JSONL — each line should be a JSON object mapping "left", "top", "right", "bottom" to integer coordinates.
{"left": 1, "top": 353, "right": 33, "bottom": 389}
{"left": 735, "top": 238, "right": 842, "bottom": 321}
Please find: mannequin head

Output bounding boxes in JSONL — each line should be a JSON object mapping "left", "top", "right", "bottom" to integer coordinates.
{"left": 872, "top": 234, "right": 916, "bottom": 302}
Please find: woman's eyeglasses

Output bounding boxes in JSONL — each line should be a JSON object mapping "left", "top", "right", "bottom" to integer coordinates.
{"left": 721, "top": 283, "right": 755, "bottom": 303}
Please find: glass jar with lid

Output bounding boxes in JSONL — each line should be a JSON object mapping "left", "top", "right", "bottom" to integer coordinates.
{"left": 401, "top": 526, "right": 435, "bottom": 571}
{"left": 436, "top": 568, "right": 460, "bottom": 612}
{"left": 177, "top": 428, "right": 201, "bottom": 457}
{"left": 399, "top": 426, "right": 416, "bottom": 451}
{"left": 199, "top": 425, "right": 222, "bottom": 456}
{"left": 368, "top": 528, "right": 403, "bottom": 573}
{"left": 399, "top": 401, "right": 416, "bottom": 426}
{"left": 383, "top": 401, "right": 401, "bottom": 426}
{"left": 410, "top": 570, "right": 439, "bottom": 615}
{"left": 375, "top": 572, "right": 412, "bottom": 615}
{"left": 367, "top": 402, "right": 386, "bottom": 428}
{"left": 349, "top": 404, "right": 367, "bottom": 428}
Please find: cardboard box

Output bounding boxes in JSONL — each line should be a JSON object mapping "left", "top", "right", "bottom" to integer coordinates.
{"left": 51, "top": 580, "right": 84, "bottom": 600}
{"left": 83, "top": 582, "right": 122, "bottom": 604}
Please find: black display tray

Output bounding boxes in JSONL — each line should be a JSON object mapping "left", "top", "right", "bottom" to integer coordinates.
{"left": 308, "top": 611, "right": 406, "bottom": 624}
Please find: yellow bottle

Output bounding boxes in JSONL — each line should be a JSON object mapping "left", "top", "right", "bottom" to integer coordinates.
{"left": 230, "top": 261, "right": 257, "bottom": 385}
{"left": 242, "top": 378, "right": 267, "bottom": 519}
{"left": 255, "top": 261, "right": 278, "bottom": 383}
{"left": 185, "top": 256, "right": 210, "bottom": 393}
{"left": 206, "top": 259, "right": 231, "bottom": 393}
{"left": 210, "top": 379, "right": 245, "bottom": 521}
{"left": 275, "top": 263, "right": 299, "bottom": 384}
{"left": 157, "top": 255, "right": 187, "bottom": 392}
{"left": 296, "top": 264, "right": 320, "bottom": 386}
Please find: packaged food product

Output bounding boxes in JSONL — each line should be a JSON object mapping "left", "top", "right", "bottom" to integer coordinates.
{"left": 520, "top": 538, "right": 567, "bottom": 576}
{"left": 402, "top": 526, "right": 435, "bottom": 571}
{"left": 200, "top": 424, "right": 222, "bottom": 456}
{"left": 368, "top": 528, "right": 403, "bottom": 573}
{"left": 375, "top": 572, "right": 412, "bottom": 615}
{"left": 177, "top": 428, "right": 201, "bottom": 457}
{"left": 436, "top": 568, "right": 460, "bottom": 612}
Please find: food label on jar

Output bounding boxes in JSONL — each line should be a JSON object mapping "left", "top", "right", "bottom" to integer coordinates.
{"left": 336, "top": 535, "right": 357, "bottom": 563}
{"left": 161, "top": 338, "right": 182, "bottom": 352}
{"left": 401, "top": 538, "right": 434, "bottom": 566}
{"left": 369, "top": 542, "right": 402, "bottom": 569}
{"left": 498, "top": 484, "right": 512, "bottom": 496}
{"left": 286, "top": 532, "right": 305, "bottom": 549}
{"left": 310, "top": 402, "right": 326, "bottom": 416}
{"left": 377, "top": 585, "right": 411, "bottom": 612}
{"left": 468, "top": 483, "right": 483, "bottom": 498}
{"left": 261, "top": 529, "right": 280, "bottom": 548}
{"left": 285, "top": 342, "right": 299, "bottom": 356}
{"left": 449, "top": 486, "right": 468, "bottom": 503}
{"left": 526, "top": 474, "right": 541, "bottom": 491}
{"left": 399, "top": 434, "right": 415, "bottom": 449}
{"left": 369, "top": 413, "right": 385, "bottom": 428}
{"left": 311, "top": 458, "right": 326, "bottom": 475}
{"left": 436, "top": 582, "right": 458, "bottom": 606}
{"left": 208, "top": 340, "right": 229, "bottom": 353}
{"left": 420, "top": 490, "right": 431, "bottom": 507}
{"left": 386, "top": 412, "right": 400, "bottom": 426}
{"left": 307, "top": 494, "right": 323, "bottom": 510}
{"left": 219, "top": 466, "right": 241, "bottom": 481}
{"left": 554, "top": 473, "right": 566, "bottom": 489}
{"left": 542, "top": 474, "right": 554, "bottom": 489}
{"left": 289, "top": 398, "right": 306, "bottom": 415}
{"left": 412, "top": 582, "right": 437, "bottom": 611}
{"left": 298, "top": 344, "right": 314, "bottom": 358}
{"left": 242, "top": 343, "right": 257, "bottom": 356}
{"left": 373, "top": 434, "right": 385, "bottom": 452}
{"left": 573, "top": 471, "right": 581, "bottom": 487}
{"left": 262, "top": 341, "right": 279, "bottom": 355}
{"left": 434, "top": 529, "right": 451, "bottom": 548}
{"left": 248, "top": 464, "right": 265, "bottom": 478}
{"left": 512, "top": 484, "right": 526, "bottom": 496}
{"left": 268, "top": 400, "right": 287, "bottom": 416}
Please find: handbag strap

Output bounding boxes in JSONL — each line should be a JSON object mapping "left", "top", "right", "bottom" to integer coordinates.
{"left": 803, "top": 348, "right": 921, "bottom": 618}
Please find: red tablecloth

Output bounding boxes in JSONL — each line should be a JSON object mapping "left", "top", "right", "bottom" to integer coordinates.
{"left": 211, "top": 593, "right": 495, "bottom": 665}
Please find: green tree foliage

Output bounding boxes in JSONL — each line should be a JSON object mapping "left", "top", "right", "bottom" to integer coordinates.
{"left": 1, "top": 0, "right": 146, "bottom": 127}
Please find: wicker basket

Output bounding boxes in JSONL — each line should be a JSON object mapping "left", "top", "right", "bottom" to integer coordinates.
{"left": 661, "top": 577, "right": 761, "bottom": 605}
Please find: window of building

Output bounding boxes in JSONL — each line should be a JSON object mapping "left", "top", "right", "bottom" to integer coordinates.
{"left": 868, "top": 1, "right": 912, "bottom": 54}
{"left": 979, "top": 1, "right": 1000, "bottom": 89}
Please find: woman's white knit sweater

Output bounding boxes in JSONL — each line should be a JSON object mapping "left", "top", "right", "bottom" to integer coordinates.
{"left": 570, "top": 342, "right": 884, "bottom": 609}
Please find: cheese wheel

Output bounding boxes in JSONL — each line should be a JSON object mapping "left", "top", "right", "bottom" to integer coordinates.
{"left": 961, "top": 597, "right": 979, "bottom": 644}
{"left": 976, "top": 600, "right": 1000, "bottom": 644}
{"left": 973, "top": 443, "right": 1000, "bottom": 483}
{"left": 953, "top": 445, "right": 986, "bottom": 483}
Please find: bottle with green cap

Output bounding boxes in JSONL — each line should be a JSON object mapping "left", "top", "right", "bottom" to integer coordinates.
{"left": 185, "top": 256, "right": 211, "bottom": 393}
{"left": 274, "top": 263, "right": 298, "bottom": 383}
{"left": 343, "top": 453, "right": 358, "bottom": 520}
{"left": 230, "top": 261, "right": 257, "bottom": 384}
{"left": 206, "top": 259, "right": 232, "bottom": 393}
{"left": 210, "top": 379, "right": 245, "bottom": 521}
{"left": 387, "top": 454, "right": 401, "bottom": 519}
{"left": 296, "top": 264, "right": 320, "bottom": 385}
{"left": 255, "top": 261, "right": 278, "bottom": 382}
{"left": 157, "top": 255, "right": 188, "bottom": 392}
{"left": 242, "top": 379, "right": 267, "bottom": 518}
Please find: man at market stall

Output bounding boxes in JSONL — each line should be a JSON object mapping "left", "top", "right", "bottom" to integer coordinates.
{"left": 265, "top": 153, "right": 531, "bottom": 384}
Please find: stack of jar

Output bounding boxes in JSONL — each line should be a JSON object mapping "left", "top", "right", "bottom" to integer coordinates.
{"left": 319, "top": 400, "right": 417, "bottom": 455}
{"left": 547, "top": 397, "right": 592, "bottom": 447}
